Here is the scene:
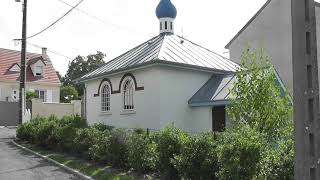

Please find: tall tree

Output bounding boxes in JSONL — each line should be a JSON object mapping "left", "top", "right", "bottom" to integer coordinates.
{"left": 63, "top": 51, "right": 106, "bottom": 95}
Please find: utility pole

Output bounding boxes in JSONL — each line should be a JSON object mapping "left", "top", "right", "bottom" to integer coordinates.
{"left": 19, "top": 0, "right": 27, "bottom": 124}
{"left": 292, "top": 0, "right": 320, "bottom": 179}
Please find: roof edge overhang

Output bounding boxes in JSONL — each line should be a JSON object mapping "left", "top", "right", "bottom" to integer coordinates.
{"left": 75, "top": 59, "right": 235, "bottom": 84}
{"left": 224, "top": 0, "right": 272, "bottom": 49}
{"left": 188, "top": 100, "right": 231, "bottom": 107}
{"left": 0, "top": 79, "right": 61, "bottom": 86}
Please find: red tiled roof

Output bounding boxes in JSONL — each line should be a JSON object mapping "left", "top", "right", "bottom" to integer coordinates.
{"left": 0, "top": 48, "right": 61, "bottom": 85}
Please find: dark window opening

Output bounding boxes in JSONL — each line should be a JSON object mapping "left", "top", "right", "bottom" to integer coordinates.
{"left": 307, "top": 65, "right": 312, "bottom": 88}
{"left": 305, "top": 0, "right": 310, "bottom": 21}
{"left": 160, "top": 22, "right": 162, "bottom": 30}
{"left": 212, "top": 106, "right": 226, "bottom": 132}
{"left": 170, "top": 22, "right": 173, "bottom": 30}
{"left": 306, "top": 32, "right": 311, "bottom": 54}
{"left": 165, "top": 21, "right": 167, "bottom": 30}
{"left": 308, "top": 98, "right": 314, "bottom": 122}
{"left": 309, "top": 133, "right": 315, "bottom": 157}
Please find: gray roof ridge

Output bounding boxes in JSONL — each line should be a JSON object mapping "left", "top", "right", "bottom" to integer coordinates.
{"left": 156, "top": 34, "right": 169, "bottom": 60}
{"left": 224, "top": 0, "right": 273, "bottom": 49}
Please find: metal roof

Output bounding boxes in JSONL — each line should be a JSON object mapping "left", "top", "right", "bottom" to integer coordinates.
{"left": 189, "top": 68, "right": 290, "bottom": 107}
{"left": 188, "top": 74, "right": 236, "bottom": 106}
{"left": 78, "top": 34, "right": 239, "bottom": 82}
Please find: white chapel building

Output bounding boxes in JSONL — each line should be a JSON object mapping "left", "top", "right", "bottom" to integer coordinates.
{"left": 77, "top": 0, "right": 242, "bottom": 133}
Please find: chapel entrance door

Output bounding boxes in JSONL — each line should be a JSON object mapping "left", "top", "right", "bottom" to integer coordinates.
{"left": 212, "top": 106, "right": 226, "bottom": 132}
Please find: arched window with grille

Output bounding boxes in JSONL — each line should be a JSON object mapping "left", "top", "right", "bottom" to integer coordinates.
{"left": 123, "top": 79, "right": 134, "bottom": 110}
{"left": 101, "top": 84, "right": 111, "bottom": 112}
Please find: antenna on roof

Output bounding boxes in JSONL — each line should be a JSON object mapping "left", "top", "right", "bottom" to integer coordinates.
{"left": 180, "top": 28, "right": 185, "bottom": 44}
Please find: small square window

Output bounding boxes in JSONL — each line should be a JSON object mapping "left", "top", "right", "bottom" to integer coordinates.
{"left": 35, "top": 66, "right": 43, "bottom": 76}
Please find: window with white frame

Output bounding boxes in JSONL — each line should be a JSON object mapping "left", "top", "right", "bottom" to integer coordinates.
{"left": 101, "top": 84, "right": 111, "bottom": 112}
{"left": 35, "top": 66, "right": 43, "bottom": 76}
{"left": 35, "top": 90, "right": 46, "bottom": 102}
{"left": 123, "top": 79, "right": 134, "bottom": 110}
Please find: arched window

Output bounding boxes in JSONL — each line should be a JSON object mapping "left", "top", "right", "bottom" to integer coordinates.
{"left": 123, "top": 79, "right": 134, "bottom": 110}
{"left": 101, "top": 84, "right": 110, "bottom": 112}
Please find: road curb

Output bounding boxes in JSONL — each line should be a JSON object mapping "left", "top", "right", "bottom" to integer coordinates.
{"left": 12, "top": 140, "right": 94, "bottom": 180}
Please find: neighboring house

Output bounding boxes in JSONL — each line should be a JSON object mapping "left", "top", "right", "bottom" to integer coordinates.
{"left": 225, "top": 0, "right": 320, "bottom": 95}
{"left": 0, "top": 48, "right": 61, "bottom": 103}
{"left": 76, "top": 0, "right": 286, "bottom": 133}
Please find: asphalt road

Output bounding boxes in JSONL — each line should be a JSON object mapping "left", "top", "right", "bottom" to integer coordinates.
{"left": 0, "top": 127, "right": 77, "bottom": 180}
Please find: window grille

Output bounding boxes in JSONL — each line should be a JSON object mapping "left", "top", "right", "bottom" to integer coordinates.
{"left": 123, "top": 80, "right": 134, "bottom": 110}
{"left": 101, "top": 84, "right": 110, "bottom": 112}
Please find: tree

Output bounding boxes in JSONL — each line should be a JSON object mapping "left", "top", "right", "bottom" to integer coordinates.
{"left": 227, "top": 48, "right": 293, "bottom": 142}
{"left": 26, "top": 91, "right": 38, "bottom": 100}
{"left": 60, "top": 85, "right": 79, "bottom": 103}
{"left": 63, "top": 51, "right": 105, "bottom": 95}
{"left": 216, "top": 48, "right": 294, "bottom": 179}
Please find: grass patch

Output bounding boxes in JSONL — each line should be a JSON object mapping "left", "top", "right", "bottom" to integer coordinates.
{"left": 15, "top": 141, "right": 139, "bottom": 180}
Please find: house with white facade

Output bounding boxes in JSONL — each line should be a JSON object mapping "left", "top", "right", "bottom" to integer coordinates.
{"left": 0, "top": 48, "right": 61, "bottom": 103}
{"left": 77, "top": 0, "right": 286, "bottom": 133}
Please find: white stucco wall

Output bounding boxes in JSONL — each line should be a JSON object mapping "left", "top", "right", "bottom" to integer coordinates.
{"left": 0, "top": 81, "right": 60, "bottom": 103}
{"left": 85, "top": 65, "right": 214, "bottom": 133}
{"left": 228, "top": 0, "right": 293, "bottom": 92}
{"left": 85, "top": 66, "right": 160, "bottom": 129}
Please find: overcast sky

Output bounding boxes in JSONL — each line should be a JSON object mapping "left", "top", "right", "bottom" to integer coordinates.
{"left": 0, "top": 0, "right": 273, "bottom": 75}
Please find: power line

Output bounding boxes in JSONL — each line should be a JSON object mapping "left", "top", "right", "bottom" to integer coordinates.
{"left": 55, "top": 0, "right": 152, "bottom": 37}
{"left": 15, "top": 0, "right": 85, "bottom": 41}
{"left": 27, "top": 42, "right": 72, "bottom": 59}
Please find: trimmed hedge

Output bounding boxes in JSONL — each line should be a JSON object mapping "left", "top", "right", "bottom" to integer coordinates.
{"left": 17, "top": 117, "right": 293, "bottom": 179}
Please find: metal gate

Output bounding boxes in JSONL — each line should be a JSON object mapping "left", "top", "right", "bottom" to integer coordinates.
{"left": 0, "top": 101, "right": 19, "bottom": 126}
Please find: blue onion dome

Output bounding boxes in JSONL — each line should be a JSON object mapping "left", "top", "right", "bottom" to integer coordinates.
{"left": 156, "top": 0, "right": 177, "bottom": 19}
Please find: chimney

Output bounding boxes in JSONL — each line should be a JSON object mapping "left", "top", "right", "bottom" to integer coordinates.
{"left": 42, "top": 47, "right": 47, "bottom": 59}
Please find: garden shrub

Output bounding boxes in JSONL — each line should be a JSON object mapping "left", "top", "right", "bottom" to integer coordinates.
{"left": 173, "top": 133, "right": 219, "bottom": 180}
{"left": 127, "top": 132, "right": 159, "bottom": 173}
{"left": 72, "top": 127, "right": 102, "bottom": 157}
{"left": 217, "top": 125, "right": 265, "bottom": 180}
{"left": 107, "top": 129, "right": 129, "bottom": 168}
{"left": 34, "top": 118, "right": 56, "bottom": 147}
{"left": 257, "top": 139, "right": 294, "bottom": 180}
{"left": 58, "top": 115, "right": 87, "bottom": 128}
{"left": 89, "top": 130, "right": 112, "bottom": 162}
{"left": 153, "top": 125, "right": 190, "bottom": 179}
{"left": 16, "top": 121, "right": 37, "bottom": 142}
{"left": 92, "top": 123, "right": 114, "bottom": 131}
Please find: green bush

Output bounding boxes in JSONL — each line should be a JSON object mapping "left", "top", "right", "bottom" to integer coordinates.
{"left": 73, "top": 127, "right": 102, "bottom": 157}
{"left": 217, "top": 125, "right": 265, "bottom": 180}
{"left": 50, "top": 116, "right": 87, "bottom": 151}
{"left": 258, "top": 139, "right": 294, "bottom": 180}
{"left": 89, "top": 130, "right": 112, "bottom": 162}
{"left": 173, "top": 133, "right": 219, "bottom": 180}
{"left": 17, "top": 121, "right": 37, "bottom": 142}
{"left": 127, "top": 132, "right": 159, "bottom": 173}
{"left": 154, "top": 125, "right": 190, "bottom": 179}
{"left": 58, "top": 115, "right": 87, "bottom": 129}
{"left": 34, "top": 118, "right": 56, "bottom": 147}
{"left": 92, "top": 123, "right": 114, "bottom": 131}
{"left": 107, "top": 129, "right": 129, "bottom": 168}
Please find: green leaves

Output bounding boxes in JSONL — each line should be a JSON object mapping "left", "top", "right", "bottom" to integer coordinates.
{"left": 227, "top": 48, "right": 293, "bottom": 143}
{"left": 60, "top": 85, "right": 79, "bottom": 103}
